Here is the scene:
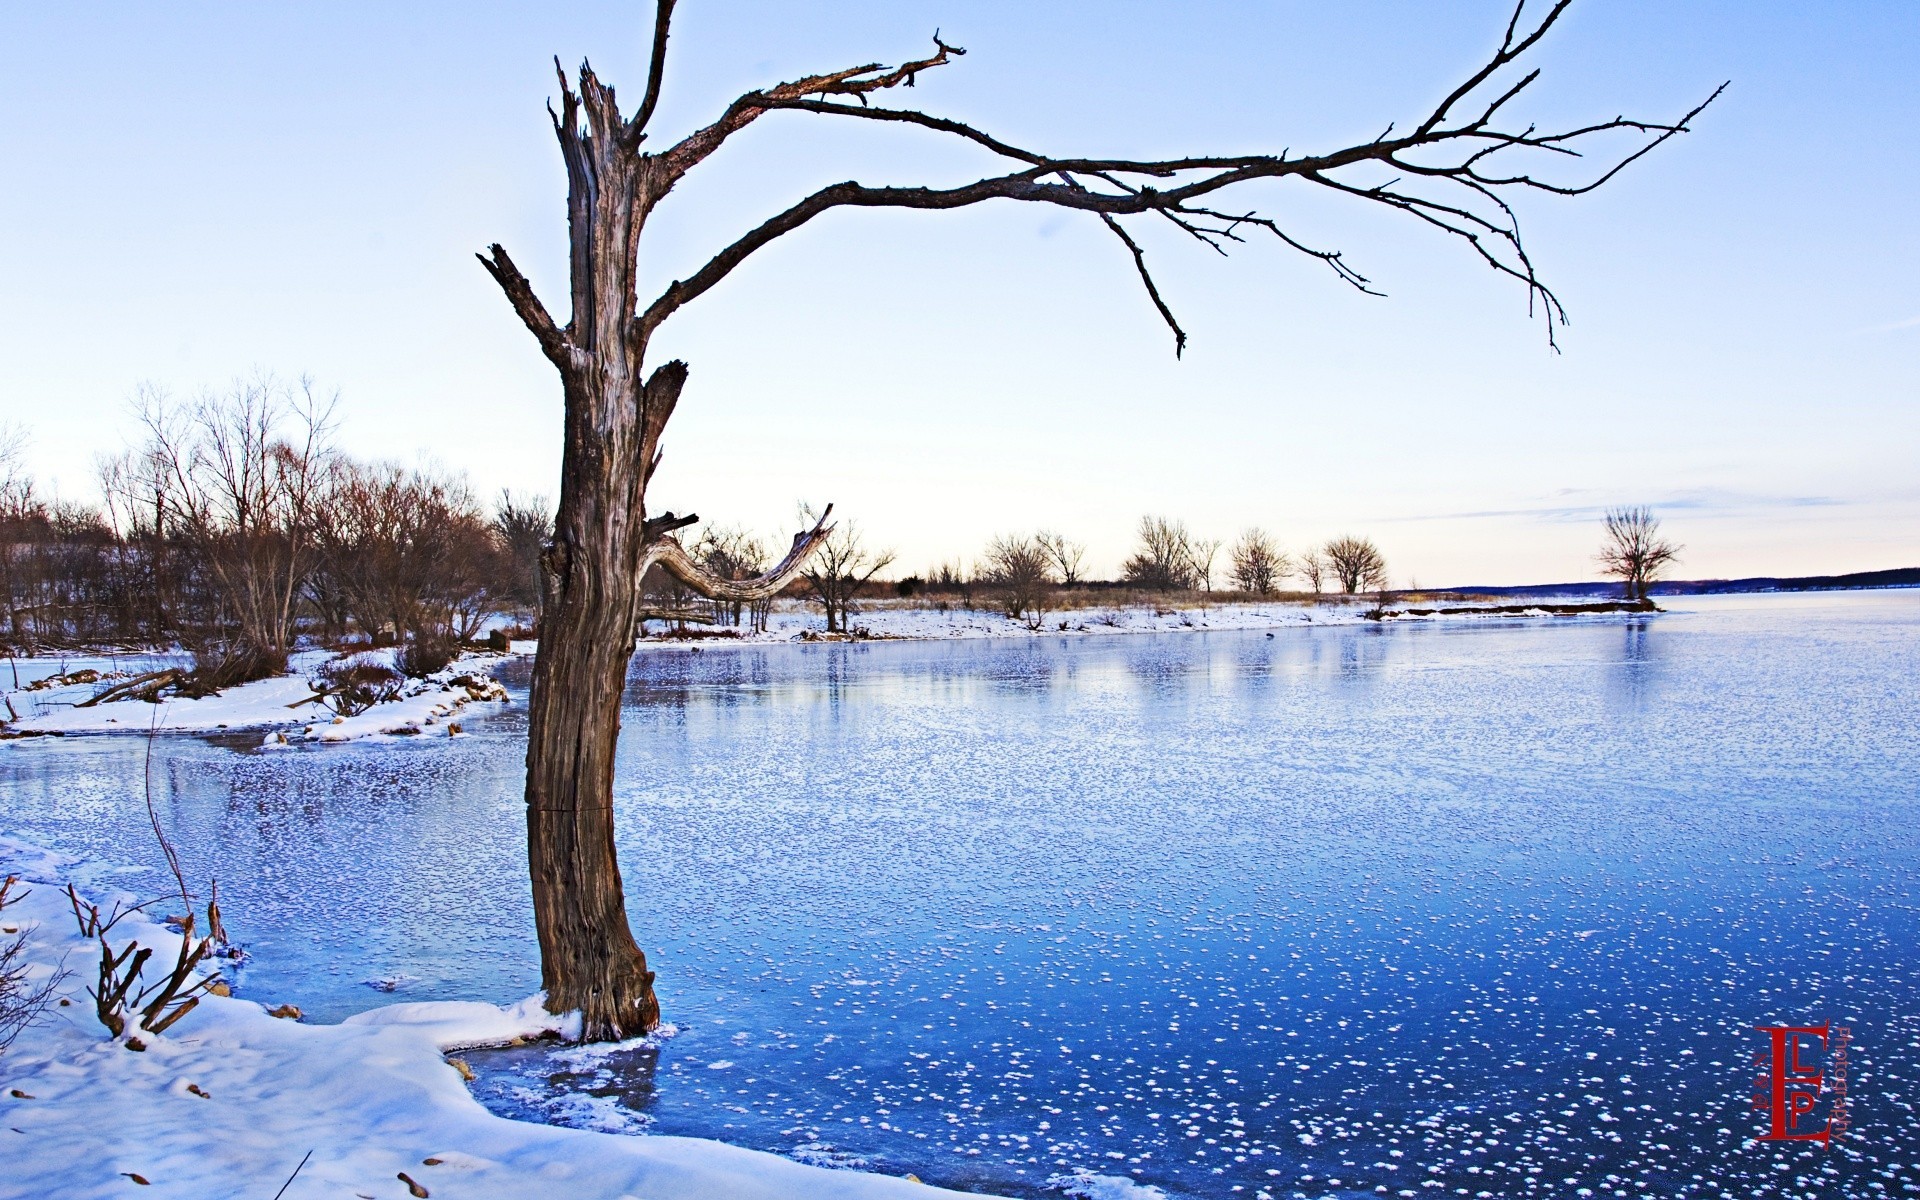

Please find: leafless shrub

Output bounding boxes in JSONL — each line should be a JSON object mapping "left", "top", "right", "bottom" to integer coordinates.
{"left": 0, "top": 876, "right": 63, "bottom": 1057}
{"left": 926, "top": 560, "right": 976, "bottom": 609}
{"left": 398, "top": 639, "right": 459, "bottom": 679}
{"left": 1323, "top": 536, "right": 1389, "bottom": 594}
{"left": 306, "top": 652, "right": 406, "bottom": 717}
{"left": 79, "top": 736, "right": 231, "bottom": 1043}
{"left": 800, "top": 507, "right": 895, "bottom": 634}
{"left": 1597, "top": 506, "right": 1680, "bottom": 602}
{"left": 1035, "top": 531, "right": 1086, "bottom": 587}
{"left": 1122, "top": 516, "right": 1198, "bottom": 591}
{"left": 1230, "top": 528, "right": 1290, "bottom": 595}
{"left": 980, "top": 535, "right": 1056, "bottom": 630}
{"left": 311, "top": 459, "right": 500, "bottom": 657}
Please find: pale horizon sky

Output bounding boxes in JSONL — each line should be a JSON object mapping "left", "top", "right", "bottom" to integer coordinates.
{"left": 1, "top": 1, "right": 1915, "bottom": 587}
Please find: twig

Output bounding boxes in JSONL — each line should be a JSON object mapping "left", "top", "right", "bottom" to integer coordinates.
{"left": 270, "top": 1149, "right": 314, "bottom": 1200}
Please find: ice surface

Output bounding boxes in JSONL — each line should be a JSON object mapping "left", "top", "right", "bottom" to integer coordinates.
{"left": 3, "top": 591, "right": 1917, "bottom": 1198}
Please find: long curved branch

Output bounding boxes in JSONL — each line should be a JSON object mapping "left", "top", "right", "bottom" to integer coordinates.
{"left": 631, "top": 0, "right": 677, "bottom": 138}
{"left": 634, "top": 0, "right": 1719, "bottom": 352}
{"left": 659, "top": 37, "right": 964, "bottom": 182}
{"left": 644, "top": 504, "right": 835, "bottom": 601}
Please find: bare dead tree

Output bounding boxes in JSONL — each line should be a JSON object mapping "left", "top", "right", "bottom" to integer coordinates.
{"left": 1035, "top": 530, "right": 1086, "bottom": 587}
{"left": 1297, "top": 550, "right": 1328, "bottom": 596}
{"left": 1324, "top": 536, "right": 1390, "bottom": 594}
{"left": 1597, "top": 505, "right": 1680, "bottom": 602}
{"left": 1123, "top": 516, "right": 1198, "bottom": 591}
{"left": 1189, "top": 537, "right": 1224, "bottom": 600}
{"left": 1230, "top": 527, "right": 1289, "bottom": 595}
{"left": 110, "top": 380, "right": 335, "bottom": 689}
{"left": 801, "top": 508, "right": 895, "bottom": 634}
{"left": 981, "top": 534, "right": 1055, "bottom": 629}
{"left": 481, "top": 0, "right": 1718, "bottom": 1039}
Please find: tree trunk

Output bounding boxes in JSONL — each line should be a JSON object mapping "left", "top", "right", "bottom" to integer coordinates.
{"left": 510, "top": 71, "right": 673, "bottom": 1041}
{"left": 523, "top": 445, "right": 659, "bottom": 1036}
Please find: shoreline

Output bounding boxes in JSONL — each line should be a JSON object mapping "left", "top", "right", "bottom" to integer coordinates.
{"left": 1, "top": 598, "right": 1657, "bottom": 742}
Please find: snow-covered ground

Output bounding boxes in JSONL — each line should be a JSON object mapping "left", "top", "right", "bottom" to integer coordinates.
{"left": 0, "top": 835, "right": 979, "bottom": 1199}
{"left": 4, "top": 649, "right": 510, "bottom": 743}
{"left": 642, "top": 593, "right": 1630, "bottom": 646}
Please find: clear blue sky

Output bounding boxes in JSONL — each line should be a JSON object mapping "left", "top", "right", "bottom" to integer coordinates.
{"left": 1, "top": 1, "right": 1914, "bottom": 585}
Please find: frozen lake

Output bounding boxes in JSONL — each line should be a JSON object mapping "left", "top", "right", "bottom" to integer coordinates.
{"left": 4, "top": 591, "right": 1916, "bottom": 1198}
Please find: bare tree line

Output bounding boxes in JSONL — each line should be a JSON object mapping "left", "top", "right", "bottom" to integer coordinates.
{"left": 0, "top": 382, "right": 551, "bottom": 684}
{"left": 1, "top": 389, "right": 1687, "bottom": 673}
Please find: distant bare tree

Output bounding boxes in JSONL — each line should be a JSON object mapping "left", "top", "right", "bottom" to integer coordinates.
{"left": 312, "top": 460, "right": 495, "bottom": 666}
{"left": 1123, "top": 516, "right": 1198, "bottom": 591}
{"left": 981, "top": 534, "right": 1055, "bottom": 630}
{"left": 692, "top": 524, "right": 768, "bottom": 628}
{"left": 114, "top": 380, "right": 335, "bottom": 686}
{"left": 1324, "top": 536, "right": 1389, "bottom": 594}
{"left": 930, "top": 560, "right": 975, "bottom": 609}
{"left": 800, "top": 507, "right": 895, "bottom": 633}
{"left": 1230, "top": 528, "right": 1289, "bottom": 595}
{"left": 495, "top": 491, "right": 553, "bottom": 624}
{"left": 1297, "top": 551, "right": 1327, "bottom": 596}
{"left": 1035, "top": 531, "right": 1086, "bottom": 587}
{"left": 1597, "top": 506, "right": 1680, "bottom": 602}
{"left": 0, "top": 428, "right": 45, "bottom": 649}
{"left": 1189, "top": 537, "right": 1223, "bottom": 599}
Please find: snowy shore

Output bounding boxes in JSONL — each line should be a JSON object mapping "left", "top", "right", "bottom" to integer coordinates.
{"left": 637, "top": 592, "right": 1643, "bottom": 645}
{"left": 0, "top": 836, "right": 980, "bottom": 1199}
{"left": 1, "top": 595, "right": 1643, "bottom": 742}
{"left": 2, "top": 649, "right": 510, "bottom": 744}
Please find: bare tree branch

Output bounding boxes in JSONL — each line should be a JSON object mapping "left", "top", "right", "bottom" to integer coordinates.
{"left": 1099, "top": 215, "right": 1186, "bottom": 357}
{"left": 638, "top": 360, "right": 687, "bottom": 458}
{"left": 632, "top": 0, "right": 678, "bottom": 139}
{"left": 658, "top": 36, "right": 965, "bottom": 183}
{"left": 644, "top": 505, "right": 835, "bottom": 602}
{"left": 478, "top": 244, "right": 574, "bottom": 369}
{"left": 634, "top": 1, "right": 1721, "bottom": 351}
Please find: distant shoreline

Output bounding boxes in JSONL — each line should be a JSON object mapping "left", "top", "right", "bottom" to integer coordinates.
{"left": 1437, "top": 566, "right": 1920, "bottom": 600}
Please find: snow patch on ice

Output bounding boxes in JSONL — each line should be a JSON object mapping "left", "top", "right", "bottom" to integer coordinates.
{"left": 1046, "top": 1168, "right": 1171, "bottom": 1199}
{"left": 343, "top": 992, "right": 583, "bottom": 1048}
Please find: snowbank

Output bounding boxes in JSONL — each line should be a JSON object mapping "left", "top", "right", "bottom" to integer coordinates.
{"left": 0, "top": 836, "right": 978, "bottom": 1199}
{"left": 3, "top": 649, "right": 510, "bottom": 744}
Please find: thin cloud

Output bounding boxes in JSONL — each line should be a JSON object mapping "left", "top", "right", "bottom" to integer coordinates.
{"left": 1387, "top": 490, "right": 1847, "bottom": 524}
{"left": 1855, "top": 314, "right": 1920, "bottom": 335}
